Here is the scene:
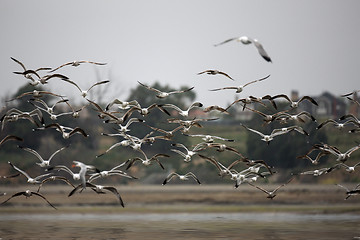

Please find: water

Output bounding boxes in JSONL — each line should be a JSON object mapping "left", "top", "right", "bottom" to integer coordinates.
{"left": 1, "top": 212, "right": 359, "bottom": 239}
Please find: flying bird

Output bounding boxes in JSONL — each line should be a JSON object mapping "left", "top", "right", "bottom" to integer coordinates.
{"left": 137, "top": 81, "right": 194, "bottom": 99}
{"left": 1, "top": 189, "right": 57, "bottom": 209}
{"left": 214, "top": 36, "right": 272, "bottom": 62}
{"left": 209, "top": 74, "right": 270, "bottom": 93}
{"left": 162, "top": 172, "right": 201, "bottom": 185}
{"left": 49, "top": 60, "right": 107, "bottom": 72}
{"left": 197, "top": 70, "right": 234, "bottom": 80}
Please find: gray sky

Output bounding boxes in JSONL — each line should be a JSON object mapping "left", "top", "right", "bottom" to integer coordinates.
{"left": 1, "top": 0, "right": 360, "bottom": 107}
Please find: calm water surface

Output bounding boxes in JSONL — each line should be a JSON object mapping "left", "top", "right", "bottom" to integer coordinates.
{"left": 1, "top": 212, "right": 359, "bottom": 239}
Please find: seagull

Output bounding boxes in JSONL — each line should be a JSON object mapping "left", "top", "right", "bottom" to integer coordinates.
{"left": 42, "top": 123, "right": 88, "bottom": 139}
{"left": 209, "top": 74, "right": 270, "bottom": 93}
{"left": 29, "top": 98, "right": 69, "bottom": 115}
{"left": 197, "top": 69, "right": 234, "bottom": 80}
{"left": 68, "top": 182, "right": 124, "bottom": 207}
{"left": 18, "top": 145, "right": 69, "bottom": 168}
{"left": 161, "top": 102, "right": 203, "bottom": 117}
{"left": 88, "top": 165, "right": 137, "bottom": 183}
{"left": 8, "top": 161, "right": 52, "bottom": 184}
{"left": 6, "top": 89, "right": 65, "bottom": 102}
{"left": 49, "top": 60, "right": 107, "bottom": 73}
{"left": 316, "top": 119, "right": 360, "bottom": 130}
{"left": 183, "top": 133, "right": 234, "bottom": 143}
{"left": 274, "top": 111, "right": 317, "bottom": 123}
{"left": 214, "top": 36, "right": 272, "bottom": 62}
{"left": 146, "top": 125, "right": 184, "bottom": 140}
{"left": 87, "top": 98, "right": 133, "bottom": 124}
{"left": 11, "top": 57, "right": 51, "bottom": 75}
{"left": 0, "top": 135, "right": 23, "bottom": 146}
{"left": 195, "top": 142, "right": 244, "bottom": 157}
{"left": 339, "top": 114, "right": 360, "bottom": 125}
{"left": 296, "top": 151, "right": 329, "bottom": 165}
{"left": 225, "top": 96, "right": 267, "bottom": 111}
{"left": 60, "top": 79, "right": 110, "bottom": 98}
{"left": 162, "top": 172, "right": 201, "bottom": 185}
{"left": 247, "top": 177, "right": 294, "bottom": 199}
{"left": 115, "top": 118, "right": 144, "bottom": 133}
{"left": 240, "top": 124, "right": 308, "bottom": 144}
{"left": 203, "top": 105, "right": 230, "bottom": 115}
{"left": 171, "top": 143, "right": 203, "bottom": 162}
{"left": 49, "top": 161, "right": 99, "bottom": 188}
{"left": 270, "top": 94, "right": 318, "bottom": 108}
{"left": 126, "top": 103, "right": 171, "bottom": 117}
{"left": 294, "top": 167, "right": 335, "bottom": 177}
{"left": 314, "top": 143, "right": 360, "bottom": 163}
{"left": 105, "top": 99, "right": 140, "bottom": 111}
{"left": 137, "top": 81, "right": 194, "bottom": 99}
{"left": 1, "top": 108, "right": 44, "bottom": 130}
{"left": 126, "top": 151, "right": 170, "bottom": 170}
{"left": 167, "top": 117, "right": 219, "bottom": 131}
{"left": 332, "top": 162, "right": 360, "bottom": 173}
{"left": 240, "top": 105, "right": 289, "bottom": 124}
{"left": 336, "top": 183, "right": 360, "bottom": 200}
{"left": 1, "top": 189, "right": 57, "bottom": 209}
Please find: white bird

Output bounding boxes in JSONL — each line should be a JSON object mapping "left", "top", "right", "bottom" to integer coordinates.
{"left": 137, "top": 81, "right": 194, "bottom": 99}
{"left": 270, "top": 94, "right": 318, "bottom": 108}
{"left": 50, "top": 161, "right": 98, "bottom": 188}
{"left": 61, "top": 79, "right": 110, "bottom": 98}
{"left": 162, "top": 172, "right": 201, "bottom": 185}
{"left": 161, "top": 102, "right": 203, "bottom": 117}
{"left": 240, "top": 124, "right": 308, "bottom": 144}
{"left": 317, "top": 119, "right": 360, "bottom": 130}
{"left": 183, "top": 133, "right": 234, "bottom": 143}
{"left": 8, "top": 162, "right": 52, "bottom": 184}
{"left": 126, "top": 151, "right": 170, "bottom": 170}
{"left": 1, "top": 108, "right": 44, "bottom": 130}
{"left": 197, "top": 69, "right": 234, "bottom": 80}
{"left": 42, "top": 123, "right": 88, "bottom": 139}
{"left": 68, "top": 182, "right": 124, "bottom": 207}
{"left": 49, "top": 60, "right": 107, "bottom": 72}
{"left": 170, "top": 143, "right": 203, "bottom": 162}
{"left": 214, "top": 36, "right": 272, "bottom": 62}
{"left": 18, "top": 145, "right": 68, "bottom": 168}
{"left": 88, "top": 160, "right": 137, "bottom": 182}
{"left": 105, "top": 99, "right": 140, "bottom": 111}
{"left": 336, "top": 183, "right": 360, "bottom": 200}
{"left": 315, "top": 143, "right": 360, "bottom": 163}
{"left": 332, "top": 162, "right": 360, "bottom": 173}
{"left": 247, "top": 177, "right": 294, "bottom": 199}
{"left": 1, "top": 189, "right": 57, "bottom": 209}
{"left": 209, "top": 74, "right": 270, "bottom": 93}
{"left": 6, "top": 89, "right": 65, "bottom": 102}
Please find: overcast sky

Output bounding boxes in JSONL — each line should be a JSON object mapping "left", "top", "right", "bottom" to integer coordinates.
{"left": 1, "top": 0, "right": 360, "bottom": 107}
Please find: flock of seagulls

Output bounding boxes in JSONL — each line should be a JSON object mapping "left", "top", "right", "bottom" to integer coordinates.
{"left": 0, "top": 36, "right": 359, "bottom": 209}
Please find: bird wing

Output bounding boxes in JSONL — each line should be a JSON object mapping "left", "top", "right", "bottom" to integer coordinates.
{"left": 8, "top": 162, "right": 31, "bottom": 179}
{"left": 103, "top": 186, "right": 125, "bottom": 207}
{"left": 0, "top": 135, "right": 23, "bottom": 145}
{"left": 253, "top": 40, "right": 272, "bottom": 62}
{"left": 185, "top": 172, "right": 201, "bottom": 184}
{"left": 19, "top": 146, "right": 44, "bottom": 162}
{"left": 214, "top": 37, "right": 238, "bottom": 46}
{"left": 243, "top": 74, "right": 270, "bottom": 88}
{"left": 209, "top": 86, "right": 238, "bottom": 91}
{"left": 11, "top": 57, "right": 27, "bottom": 71}
{"left": 137, "top": 81, "right": 162, "bottom": 93}
{"left": 163, "top": 172, "right": 180, "bottom": 185}
{"left": 87, "top": 80, "right": 110, "bottom": 91}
